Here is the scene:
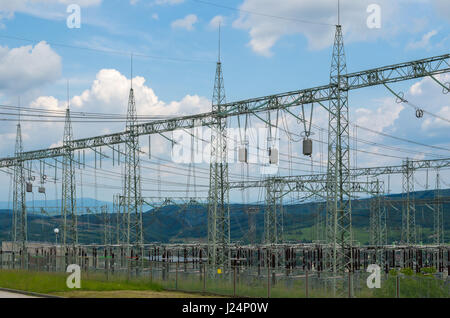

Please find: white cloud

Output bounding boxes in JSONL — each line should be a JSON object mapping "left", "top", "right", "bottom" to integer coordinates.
{"left": 33, "top": 68, "right": 211, "bottom": 125}
{"left": 0, "top": 68, "right": 211, "bottom": 167}
{"left": 153, "top": 0, "right": 184, "bottom": 5}
{"left": 408, "top": 74, "right": 450, "bottom": 132}
{"left": 209, "top": 15, "right": 225, "bottom": 29}
{"left": 232, "top": 0, "right": 401, "bottom": 56}
{"left": 355, "top": 98, "right": 405, "bottom": 138}
{"left": 0, "top": 0, "right": 101, "bottom": 23}
{"left": 0, "top": 41, "right": 62, "bottom": 94}
{"left": 406, "top": 30, "right": 438, "bottom": 50}
{"left": 171, "top": 14, "right": 198, "bottom": 31}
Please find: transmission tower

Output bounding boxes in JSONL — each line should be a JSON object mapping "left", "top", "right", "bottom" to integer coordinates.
{"left": 264, "top": 179, "right": 284, "bottom": 244}
{"left": 369, "top": 179, "right": 387, "bottom": 246}
{"left": 207, "top": 27, "right": 230, "bottom": 271}
{"left": 12, "top": 119, "right": 27, "bottom": 253}
{"left": 401, "top": 159, "right": 416, "bottom": 244}
{"left": 123, "top": 76, "right": 144, "bottom": 247}
{"left": 61, "top": 106, "right": 78, "bottom": 246}
{"left": 326, "top": 25, "right": 353, "bottom": 275}
{"left": 369, "top": 179, "right": 387, "bottom": 265}
{"left": 246, "top": 207, "right": 259, "bottom": 244}
{"left": 434, "top": 169, "right": 444, "bottom": 245}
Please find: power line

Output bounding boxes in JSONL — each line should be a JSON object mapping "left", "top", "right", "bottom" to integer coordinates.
{"left": 191, "top": 0, "right": 334, "bottom": 27}
{"left": 0, "top": 34, "right": 215, "bottom": 64}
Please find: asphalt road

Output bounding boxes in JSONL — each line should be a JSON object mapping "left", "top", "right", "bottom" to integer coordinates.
{"left": 0, "top": 290, "right": 38, "bottom": 298}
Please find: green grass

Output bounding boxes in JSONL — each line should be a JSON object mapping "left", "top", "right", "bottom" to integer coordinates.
{"left": 1, "top": 269, "right": 448, "bottom": 298}
{"left": 0, "top": 270, "right": 163, "bottom": 294}
{"left": 155, "top": 270, "right": 449, "bottom": 298}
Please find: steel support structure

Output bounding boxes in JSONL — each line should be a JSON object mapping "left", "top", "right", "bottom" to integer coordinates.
{"left": 123, "top": 86, "right": 144, "bottom": 248}
{"left": 207, "top": 58, "right": 230, "bottom": 271}
{"left": 12, "top": 121, "right": 27, "bottom": 263}
{"left": 401, "top": 159, "right": 416, "bottom": 245}
{"left": 434, "top": 170, "right": 444, "bottom": 245}
{"left": 326, "top": 25, "right": 353, "bottom": 277}
{"left": 369, "top": 179, "right": 387, "bottom": 247}
{"left": 1, "top": 54, "right": 448, "bottom": 168}
{"left": 61, "top": 107, "right": 77, "bottom": 246}
{"left": 264, "top": 178, "right": 284, "bottom": 244}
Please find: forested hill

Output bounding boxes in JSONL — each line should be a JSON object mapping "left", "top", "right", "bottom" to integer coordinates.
{"left": 0, "top": 189, "right": 448, "bottom": 245}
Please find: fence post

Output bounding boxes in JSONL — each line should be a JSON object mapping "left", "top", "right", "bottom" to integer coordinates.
{"left": 348, "top": 271, "right": 352, "bottom": 298}
{"left": 305, "top": 269, "right": 309, "bottom": 298}
{"left": 203, "top": 263, "right": 206, "bottom": 293}
{"left": 267, "top": 261, "right": 271, "bottom": 298}
{"left": 176, "top": 261, "right": 178, "bottom": 290}
{"left": 149, "top": 260, "right": 153, "bottom": 282}
{"left": 233, "top": 265, "right": 236, "bottom": 297}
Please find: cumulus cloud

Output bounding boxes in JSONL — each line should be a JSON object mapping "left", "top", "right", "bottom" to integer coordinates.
{"left": 407, "top": 29, "right": 438, "bottom": 50}
{"left": 232, "top": 0, "right": 401, "bottom": 56}
{"left": 355, "top": 99, "right": 404, "bottom": 133}
{"left": 209, "top": 15, "right": 226, "bottom": 29}
{"left": 153, "top": 0, "right": 184, "bottom": 5}
{"left": 0, "top": 0, "right": 101, "bottom": 23}
{"left": 408, "top": 74, "right": 450, "bottom": 133}
{"left": 171, "top": 14, "right": 198, "bottom": 31}
{"left": 29, "top": 68, "right": 210, "bottom": 135}
{"left": 0, "top": 41, "right": 62, "bottom": 94}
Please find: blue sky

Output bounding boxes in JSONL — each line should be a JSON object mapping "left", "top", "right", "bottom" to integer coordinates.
{"left": 0, "top": 0, "right": 449, "bottom": 204}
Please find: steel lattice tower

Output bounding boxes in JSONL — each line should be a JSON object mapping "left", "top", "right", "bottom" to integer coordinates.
{"left": 207, "top": 35, "right": 230, "bottom": 270}
{"left": 369, "top": 179, "right": 387, "bottom": 247}
{"left": 401, "top": 159, "right": 416, "bottom": 244}
{"left": 326, "top": 25, "right": 353, "bottom": 275}
{"left": 12, "top": 120, "right": 26, "bottom": 252}
{"left": 264, "top": 180, "right": 284, "bottom": 244}
{"left": 434, "top": 170, "right": 444, "bottom": 245}
{"left": 61, "top": 107, "right": 78, "bottom": 246}
{"left": 123, "top": 84, "right": 143, "bottom": 247}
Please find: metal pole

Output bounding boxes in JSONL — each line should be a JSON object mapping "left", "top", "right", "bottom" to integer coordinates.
{"left": 233, "top": 265, "right": 236, "bottom": 297}
{"left": 203, "top": 262, "right": 206, "bottom": 293}
{"left": 348, "top": 271, "right": 351, "bottom": 298}
{"left": 305, "top": 269, "right": 309, "bottom": 298}
{"left": 267, "top": 257, "right": 271, "bottom": 298}
{"left": 176, "top": 261, "right": 178, "bottom": 290}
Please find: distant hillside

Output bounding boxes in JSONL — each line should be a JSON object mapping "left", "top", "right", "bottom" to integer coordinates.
{"left": 0, "top": 190, "right": 448, "bottom": 245}
{"left": 0, "top": 198, "right": 112, "bottom": 211}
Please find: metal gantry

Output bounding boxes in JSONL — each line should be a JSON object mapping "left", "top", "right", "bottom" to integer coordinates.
{"left": 1, "top": 54, "right": 448, "bottom": 169}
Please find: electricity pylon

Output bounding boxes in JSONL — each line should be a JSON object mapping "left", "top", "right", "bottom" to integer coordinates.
{"left": 207, "top": 33, "right": 230, "bottom": 271}
{"left": 434, "top": 169, "right": 444, "bottom": 245}
{"left": 369, "top": 179, "right": 387, "bottom": 247}
{"left": 123, "top": 83, "right": 144, "bottom": 247}
{"left": 12, "top": 119, "right": 27, "bottom": 254}
{"left": 369, "top": 179, "right": 387, "bottom": 265}
{"left": 401, "top": 159, "right": 416, "bottom": 244}
{"left": 61, "top": 107, "right": 77, "bottom": 246}
{"left": 264, "top": 179, "right": 284, "bottom": 244}
{"left": 326, "top": 25, "right": 353, "bottom": 276}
